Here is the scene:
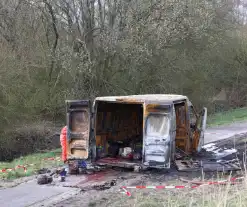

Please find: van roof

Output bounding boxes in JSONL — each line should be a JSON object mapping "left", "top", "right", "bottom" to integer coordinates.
{"left": 95, "top": 94, "right": 188, "bottom": 104}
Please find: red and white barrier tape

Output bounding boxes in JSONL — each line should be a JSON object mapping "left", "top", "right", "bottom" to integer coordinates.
{"left": 43, "top": 157, "right": 61, "bottom": 161}
{"left": 0, "top": 156, "right": 61, "bottom": 174}
{"left": 120, "top": 177, "right": 245, "bottom": 196}
{"left": 1, "top": 165, "right": 27, "bottom": 173}
{"left": 120, "top": 187, "right": 132, "bottom": 196}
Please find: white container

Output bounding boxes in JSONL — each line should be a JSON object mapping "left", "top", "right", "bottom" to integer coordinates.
{"left": 122, "top": 147, "right": 132, "bottom": 157}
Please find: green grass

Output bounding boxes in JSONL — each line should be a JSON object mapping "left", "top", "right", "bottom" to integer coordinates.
{"left": 66, "top": 174, "right": 247, "bottom": 207}
{"left": 208, "top": 107, "right": 247, "bottom": 126}
{"left": 0, "top": 149, "right": 63, "bottom": 180}
{"left": 108, "top": 184, "right": 247, "bottom": 207}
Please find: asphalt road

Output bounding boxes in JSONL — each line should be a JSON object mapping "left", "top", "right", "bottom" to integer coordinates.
{"left": 1, "top": 121, "right": 247, "bottom": 207}
{"left": 204, "top": 122, "right": 247, "bottom": 144}
{"left": 0, "top": 180, "right": 77, "bottom": 207}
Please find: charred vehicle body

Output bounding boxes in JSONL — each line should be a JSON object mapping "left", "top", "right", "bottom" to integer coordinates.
{"left": 66, "top": 94, "right": 207, "bottom": 173}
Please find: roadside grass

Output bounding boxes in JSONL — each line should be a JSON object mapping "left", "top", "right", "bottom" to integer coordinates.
{"left": 208, "top": 107, "right": 247, "bottom": 126}
{"left": 121, "top": 185, "right": 247, "bottom": 207}
{"left": 88, "top": 177, "right": 247, "bottom": 207}
{"left": 0, "top": 149, "right": 63, "bottom": 180}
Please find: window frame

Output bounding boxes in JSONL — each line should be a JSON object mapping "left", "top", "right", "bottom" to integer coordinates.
{"left": 145, "top": 112, "right": 170, "bottom": 137}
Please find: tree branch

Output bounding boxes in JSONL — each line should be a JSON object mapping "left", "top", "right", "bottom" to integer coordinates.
{"left": 43, "top": 0, "right": 59, "bottom": 83}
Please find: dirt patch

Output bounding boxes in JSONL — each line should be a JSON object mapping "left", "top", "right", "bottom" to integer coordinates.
{"left": 53, "top": 168, "right": 242, "bottom": 207}
{"left": 54, "top": 172, "right": 146, "bottom": 207}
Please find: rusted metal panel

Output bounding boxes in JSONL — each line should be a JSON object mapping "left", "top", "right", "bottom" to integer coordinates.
{"left": 95, "top": 94, "right": 188, "bottom": 104}
{"left": 96, "top": 157, "right": 141, "bottom": 169}
{"left": 144, "top": 104, "right": 160, "bottom": 117}
{"left": 175, "top": 102, "right": 190, "bottom": 153}
{"left": 66, "top": 100, "right": 91, "bottom": 160}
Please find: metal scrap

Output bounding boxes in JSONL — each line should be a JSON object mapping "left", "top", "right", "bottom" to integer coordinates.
{"left": 175, "top": 158, "right": 241, "bottom": 172}
{"left": 175, "top": 160, "right": 201, "bottom": 171}
{"left": 93, "top": 179, "right": 117, "bottom": 190}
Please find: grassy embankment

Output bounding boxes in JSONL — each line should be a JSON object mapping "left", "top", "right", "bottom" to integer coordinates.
{"left": 0, "top": 149, "right": 62, "bottom": 179}
{"left": 207, "top": 107, "right": 247, "bottom": 126}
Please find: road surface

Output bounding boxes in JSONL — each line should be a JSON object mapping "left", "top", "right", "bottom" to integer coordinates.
{"left": 0, "top": 180, "right": 79, "bottom": 207}
{"left": 1, "top": 121, "right": 247, "bottom": 207}
{"left": 204, "top": 122, "right": 247, "bottom": 144}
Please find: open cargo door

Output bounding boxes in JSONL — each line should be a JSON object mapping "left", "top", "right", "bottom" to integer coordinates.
{"left": 66, "top": 100, "right": 91, "bottom": 160}
{"left": 191, "top": 106, "right": 207, "bottom": 152}
{"left": 143, "top": 105, "right": 174, "bottom": 168}
{"left": 197, "top": 107, "right": 207, "bottom": 152}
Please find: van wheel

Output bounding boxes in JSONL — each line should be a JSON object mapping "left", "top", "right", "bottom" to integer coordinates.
{"left": 134, "top": 166, "right": 141, "bottom": 173}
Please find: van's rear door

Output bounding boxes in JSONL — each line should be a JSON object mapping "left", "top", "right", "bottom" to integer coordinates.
{"left": 66, "top": 100, "right": 91, "bottom": 160}
{"left": 144, "top": 105, "right": 174, "bottom": 168}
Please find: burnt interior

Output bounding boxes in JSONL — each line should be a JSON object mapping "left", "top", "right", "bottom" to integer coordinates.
{"left": 95, "top": 101, "right": 144, "bottom": 165}
{"left": 94, "top": 101, "right": 190, "bottom": 166}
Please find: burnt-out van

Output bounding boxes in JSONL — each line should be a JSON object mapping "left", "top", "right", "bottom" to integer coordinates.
{"left": 66, "top": 94, "right": 207, "bottom": 172}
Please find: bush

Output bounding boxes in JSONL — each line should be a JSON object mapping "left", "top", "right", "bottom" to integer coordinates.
{"left": 0, "top": 122, "right": 61, "bottom": 161}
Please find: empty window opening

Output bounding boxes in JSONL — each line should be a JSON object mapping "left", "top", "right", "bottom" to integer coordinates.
{"left": 146, "top": 114, "right": 170, "bottom": 137}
